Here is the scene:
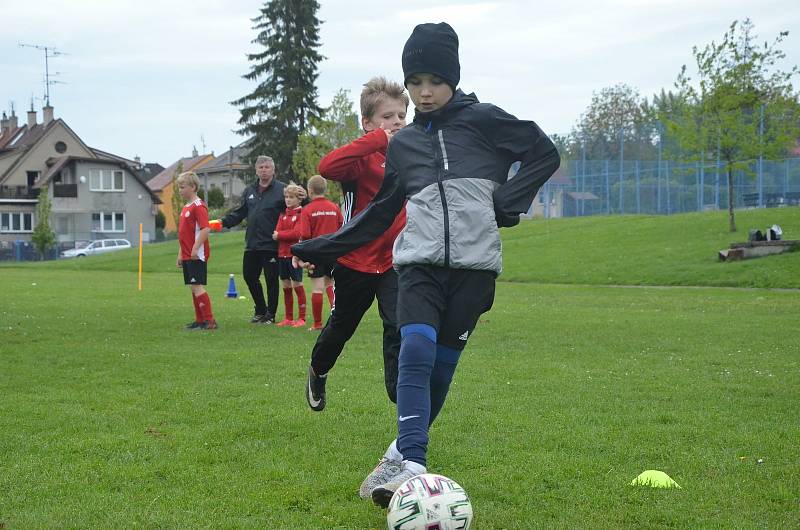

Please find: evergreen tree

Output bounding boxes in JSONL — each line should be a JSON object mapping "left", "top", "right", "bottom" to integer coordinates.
{"left": 232, "top": 0, "right": 324, "bottom": 181}
{"left": 31, "top": 185, "right": 56, "bottom": 260}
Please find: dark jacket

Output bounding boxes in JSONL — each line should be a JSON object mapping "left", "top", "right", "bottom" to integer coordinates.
{"left": 221, "top": 179, "right": 286, "bottom": 252}
{"left": 293, "top": 90, "right": 560, "bottom": 275}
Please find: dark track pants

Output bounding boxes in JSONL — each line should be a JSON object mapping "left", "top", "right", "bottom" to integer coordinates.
{"left": 310, "top": 265, "right": 400, "bottom": 402}
{"left": 242, "top": 250, "right": 279, "bottom": 318}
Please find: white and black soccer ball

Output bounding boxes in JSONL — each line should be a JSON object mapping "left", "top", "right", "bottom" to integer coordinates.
{"left": 386, "top": 473, "right": 473, "bottom": 530}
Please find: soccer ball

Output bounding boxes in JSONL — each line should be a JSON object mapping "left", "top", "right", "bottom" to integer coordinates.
{"left": 386, "top": 473, "right": 473, "bottom": 530}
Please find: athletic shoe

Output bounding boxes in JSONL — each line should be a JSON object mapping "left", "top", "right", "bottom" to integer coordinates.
{"left": 259, "top": 315, "right": 275, "bottom": 324}
{"left": 306, "top": 365, "right": 326, "bottom": 411}
{"left": 359, "top": 457, "right": 402, "bottom": 500}
{"left": 185, "top": 321, "right": 202, "bottom": 330}
{"left": 291, "top": 318, "right": 306, "bottom": 328}
{"left": 371, "top": 463, "right": 423, "bottom": 508}
{"left": 308, "top": 323, "right": 324, "bottom": 331}
{"left": 198, "top": 320, "right": 218, "bottom": 330}
{"left": 276, "top": 319, "right": 294, "bottom": 327}
{"left": 250, "top": 314, "right": 266, "bottom": 324}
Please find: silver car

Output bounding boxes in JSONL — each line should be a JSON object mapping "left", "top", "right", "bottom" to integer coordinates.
{"left": 61, "top": 239, "right": 132, "bottom": 258}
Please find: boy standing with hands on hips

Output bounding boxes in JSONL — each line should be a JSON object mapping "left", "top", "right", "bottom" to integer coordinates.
{"left": 292, "top": 22, "right": 560, "bottom": 506}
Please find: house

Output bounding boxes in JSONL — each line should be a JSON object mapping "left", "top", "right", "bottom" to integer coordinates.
{"left": 526, "top": 166, "right": 573, "bottom": 218}
{"left": 194, "top": 140, "right": 252, "bottom": 202}
{"left": 0, "top": 105, "right": 161, "bottom": 253}
{"left": 146, "top": 149, "right": 213, "bottom": 233}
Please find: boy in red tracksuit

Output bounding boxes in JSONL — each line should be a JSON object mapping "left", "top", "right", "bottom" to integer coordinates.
{"left": 272, "top": 184, "right": 307, "bottom": 327}
{"left": 297, "top": 175, "right": 343, "bottom": 330}
{"left": 299, "top": 76, "right": 408, "bottom": 425}
{"left": 176, "top": 171, "right": 217, "bottom": 330}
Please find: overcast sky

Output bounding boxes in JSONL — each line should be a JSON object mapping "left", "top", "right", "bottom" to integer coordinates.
{"left": 2, "top": 0, "right": 798, "bottom": 165}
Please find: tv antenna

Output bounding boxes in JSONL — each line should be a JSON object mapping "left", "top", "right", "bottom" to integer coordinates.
{"left": 18, "top": 43, "right": 68, "bottom": 105}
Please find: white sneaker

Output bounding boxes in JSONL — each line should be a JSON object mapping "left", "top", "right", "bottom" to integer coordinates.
{"left": 358, "top": 457, "right": 402, "bottom": 499}
{"left": 371, "top": 461, "right": 425, "bottom": 508}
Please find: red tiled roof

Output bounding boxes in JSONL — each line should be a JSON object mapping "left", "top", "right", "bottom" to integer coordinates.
{"left": 147, "top": 155, "right": 213, "bottom": 191}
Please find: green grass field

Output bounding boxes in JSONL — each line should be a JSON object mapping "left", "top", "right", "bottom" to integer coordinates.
{"left": 1, "top": 209, "right": 799, "bottom": 529}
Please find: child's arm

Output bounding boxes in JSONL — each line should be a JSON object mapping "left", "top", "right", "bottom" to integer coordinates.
{"left": 486, "top": 108, "right": 560, "bottom": 227}
{"left": 220, "top": 188, "right": 249, "bottom": 228}
{"left": 191, "top": 205, "right": 211, "bottom": 259}
{"left": 293, "top": 153, "right": 404, "bottom": 264}
{"left": 318, "top": 129, "right": 388, "bottom": 182}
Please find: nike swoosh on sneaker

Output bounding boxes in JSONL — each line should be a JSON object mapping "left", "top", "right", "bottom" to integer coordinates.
{"left": 307, "top": 381, "right": 322, "bottom": 408}
{"left": 398, "top": 415, "right": 419, "bottom": 422}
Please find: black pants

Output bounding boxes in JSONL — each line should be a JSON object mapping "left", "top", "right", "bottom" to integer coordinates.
{"left": 310, "top": 265, "right": 400, "bottom": 402}
{"left": 242, "top": 250, "right": 279, "bottom": 318}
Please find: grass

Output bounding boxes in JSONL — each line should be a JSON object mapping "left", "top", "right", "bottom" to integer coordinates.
{"left": 1, "top": 209, "right": 799, "bottom": 528}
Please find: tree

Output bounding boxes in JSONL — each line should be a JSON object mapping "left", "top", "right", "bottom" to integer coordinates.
{"left": 665, "top": 19, "right": 800, "bottom": 231}
{"left": 170, "top": 161, "right": 185, "bottom": 232}
{"left": 232, "top": 0, "right": 324, "bottom": 181}
{"left": 292, "top": 88, "right": 360, "bottom": 204}
{"left": 31, "top": 185, "right": 56, "bottom": 260}
{"left": 565, "top": 84, "right": 658, "bottom": 161}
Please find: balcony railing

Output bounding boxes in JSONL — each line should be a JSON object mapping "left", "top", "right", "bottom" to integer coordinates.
{"left": 0, "top": 185, "right": 39, "bottom": 200}
{"left": 53, "top": 183, "right": 78, "bottom": 198}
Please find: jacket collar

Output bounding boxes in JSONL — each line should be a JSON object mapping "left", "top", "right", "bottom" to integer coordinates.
{"left": 412, "top": 89, "right": 478, "bottom": 128}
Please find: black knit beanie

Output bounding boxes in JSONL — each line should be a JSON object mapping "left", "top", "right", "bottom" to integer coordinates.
{"left": 402, "top": 22, "right": 460, "bottom": 91}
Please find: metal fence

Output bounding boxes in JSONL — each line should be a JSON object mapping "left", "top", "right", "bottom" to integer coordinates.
{"left": 539, "top": 157, "right": 800, "bottom": 218}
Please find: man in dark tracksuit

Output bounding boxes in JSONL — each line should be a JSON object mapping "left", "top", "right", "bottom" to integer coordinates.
{"left": 220, "top": 155, "right": 287, "bottom": 323}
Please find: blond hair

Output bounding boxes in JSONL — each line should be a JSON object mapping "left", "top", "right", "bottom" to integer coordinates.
{"left": 307, "top": 175, "right": 327, "bottom": 196}
{"left": 284, "top": 183, "right": 305, "bottom": 198}
{"left": 360, "top": 76, "right": 409, "bottom": 122}
{"left": 176, "top": 171, "right": 200, "bottom": 191}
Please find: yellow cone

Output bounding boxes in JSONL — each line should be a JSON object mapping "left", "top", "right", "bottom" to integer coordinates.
{"left": 630, "top": 470, "right": 681, "bottom": 489}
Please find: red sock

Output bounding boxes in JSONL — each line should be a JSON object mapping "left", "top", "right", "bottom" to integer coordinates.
{"left": 196, "top": 292, "right": 214, "bottom": 322}
{"left": 294, "top": 286, "right": 307, "bottom": 320}
{"left": 325, "top": 285, "right": 335, "bottom": 307}
{"left": 192, "top": 293, "right": 202, "bottom": 323}
{"left": 312, "top": 292, "right": 323, "bottom": 326}
{"left": 283, "top": 287, "right": 294, "bottom": 320}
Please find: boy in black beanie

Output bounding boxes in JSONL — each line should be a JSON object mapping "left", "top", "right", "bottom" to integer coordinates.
{"left": 292, "top": 21, "right": 560, "bottom": 507}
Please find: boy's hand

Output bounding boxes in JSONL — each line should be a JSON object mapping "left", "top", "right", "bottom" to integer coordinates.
{"left": 191, "top": 250, "right": 199, "bottom": 260}
{"left": 292, "top": 255, "right": 315, "bottom": 273}
{"left": 272, "top": 230, "right": 279, "bottom": 240}
{"left": 176, "top": 256, "right": 182, "bottom": 268}
{"left": 381, "top": 126, "right": 395, "bottom": 142}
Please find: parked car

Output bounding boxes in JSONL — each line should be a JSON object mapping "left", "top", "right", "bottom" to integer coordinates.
{"left": 61, "top": 239, "right": 132, "bottom": 258}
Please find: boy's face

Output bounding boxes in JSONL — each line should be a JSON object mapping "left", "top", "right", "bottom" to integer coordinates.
{"left": 178, "top": 181, "right": 195, "bottom": 201}
{"left": 363, "top": 98, "right": 407, "bottom": 134}
{"left": 406, "top": 73, "right": 453, "bottom": 113}
{"left": 284, "top": 193, "right": 301, "bottom": 208}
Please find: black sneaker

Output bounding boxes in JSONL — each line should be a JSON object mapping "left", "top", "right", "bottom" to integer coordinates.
{"left": 259, "top": 315, "right": 275, "bottom": 324}
{"left": 185, "top": 321, "right": 202, "bottom": 330}
{"left": 198, "top": 320, "right": 218, "bottom": 330}
{"left": 306, "top": 365, "right": 327, "bottom": 411}
{"left": 250, "top": 314, "right": 266, "bottom": 324}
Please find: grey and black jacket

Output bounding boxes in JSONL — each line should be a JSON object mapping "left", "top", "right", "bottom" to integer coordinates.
{"left": 221, "top": 179, "right": 286, "bottom": 252}
{"left": 293, "top": 90, "right": 560, "bottom": 275}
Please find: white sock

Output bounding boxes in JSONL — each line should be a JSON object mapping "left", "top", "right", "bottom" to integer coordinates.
{"left": 402, "top": 460, "right": 426, "bottom": 475}
{"left": 384, "top": 439, "right": 402, "bottom": 461}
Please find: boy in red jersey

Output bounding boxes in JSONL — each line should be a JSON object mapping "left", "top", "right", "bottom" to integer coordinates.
{"left": 296, "top": 175, "right": 343, "bottom": 330}
{"left": 298, "top": 76, "right": 408, "bottom": 418}
{"left": 176, "top": 171, "right": 217, "bottom": 330}
{"left": 273, "top": 184, "right": 307, "bottom": 327}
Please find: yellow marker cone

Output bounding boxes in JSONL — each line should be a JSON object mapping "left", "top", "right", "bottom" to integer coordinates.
{"left": 630, "top": 470, "right": 681, "bottom": 489}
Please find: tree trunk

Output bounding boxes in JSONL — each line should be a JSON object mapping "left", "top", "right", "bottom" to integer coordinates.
{"left": 727, "top": 167, "right": 736, "bottom": 232}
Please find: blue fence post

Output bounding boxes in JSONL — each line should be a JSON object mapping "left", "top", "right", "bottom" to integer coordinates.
{"left": 635, "top": 160, "right": 640, "bottom": 214}
{"left": 605, "top": 160, "right": 610, "bottom": 215}
{"left": 665, "top": 160, "right": 671, "bottom": 215}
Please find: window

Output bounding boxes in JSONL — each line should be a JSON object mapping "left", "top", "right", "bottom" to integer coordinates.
{"left": 0, "top": 212, "right": 34, "bottom": 233}
{"left": 55, "top": 141, "right": 67, "bottom": 153}
{"left": 91, "top": 211, "right": 126, "bottom": 232}
{"left": 89, "top": 169, "right": 125, "bottom": 191}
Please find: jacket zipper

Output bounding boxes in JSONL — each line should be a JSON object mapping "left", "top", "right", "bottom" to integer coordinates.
{"left": 433, "top": 128, "right": 450, "bottom": 267}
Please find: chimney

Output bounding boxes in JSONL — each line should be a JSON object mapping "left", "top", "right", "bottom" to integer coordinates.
{"left": 43, "top": 104, "right": 54, "bottom": 124}
{"left": 192, "top": 145, "right": 198, "bottom": 157}
{"left": 1, "top": 112, "right": 8, "bottom": 135}
{"left": 27, "top": 109, "right": 37, "bottom": 128}
{"left": 8, "top": 110, "right": 18, "bottom": 130}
